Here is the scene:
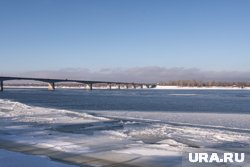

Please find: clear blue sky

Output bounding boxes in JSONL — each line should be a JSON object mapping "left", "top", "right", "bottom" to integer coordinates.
{"left": 0, "top": 0, "right": 250, "bottom": 72}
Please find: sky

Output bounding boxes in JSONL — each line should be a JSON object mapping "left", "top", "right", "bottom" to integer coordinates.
{"left": 0, "top": 0, "right": 250, "bottom": 81}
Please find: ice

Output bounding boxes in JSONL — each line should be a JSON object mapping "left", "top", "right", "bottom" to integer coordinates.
{"left": 0, "top": 149, "right": 77, "bottom": 167}
{"left": 168, "top": 93, "right": 198, "bottom": 96}
{"left": 114, "top": 145, "right": 181, "bottom": 156}
{"left": 91, "top": 110, "right": 250, "bottom": 129}
{"left": 0, "top": 99, "right": 250, "bottom": 166}
{"left": 0, "top": 99, "right": 108, "bottom": 124}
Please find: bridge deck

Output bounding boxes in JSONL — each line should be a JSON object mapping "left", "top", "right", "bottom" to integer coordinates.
{"left": 0, "top": 76, "right": 156, "bottom": 91}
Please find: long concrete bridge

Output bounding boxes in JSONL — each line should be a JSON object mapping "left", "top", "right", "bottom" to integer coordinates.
{"left": 0, "top": 76, "right": 156, "bottom": 91}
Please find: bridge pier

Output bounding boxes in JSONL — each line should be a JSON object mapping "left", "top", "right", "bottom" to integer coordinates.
{"left": 140, "top": 84, "right": 143, "bottom": 89}
{"left": 108, "top": 83, "right": 112, "bottom": 90}
{"left": 117, "top": 84, "right": 121, "bottom": 89}
{"left": 133, "top": 84, "right": 136, "bottom": 89}
{"left": 48, "top": 82, "right": 55, "bottom": 91}
{"left": 126, "top": 84, "right": 129, "bottom": 89}
{"left": 0, "top": 81, "right": 3, "bottom": 91}
{"left": 86, "top": 83, "right": 93, "bottom": 90}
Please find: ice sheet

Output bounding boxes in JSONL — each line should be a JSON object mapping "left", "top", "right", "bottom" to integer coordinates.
{"left": 0, "top": 99, "right": 249, "bottom": 167}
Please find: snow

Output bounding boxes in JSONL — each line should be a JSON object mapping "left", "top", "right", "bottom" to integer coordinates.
{"left": 154, "top": 85, "right": 250, "bottom": 90}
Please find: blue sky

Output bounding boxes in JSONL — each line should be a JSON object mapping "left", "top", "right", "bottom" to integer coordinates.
{"left": 0, "top": 0, "right": 250, "bottom": 73}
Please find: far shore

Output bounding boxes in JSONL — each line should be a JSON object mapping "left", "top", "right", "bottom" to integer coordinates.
{"left": 154, "top": 85, "right": 250, "bottom": 90}
{"left": 3, "top": 85, "right": 250, "bottom": 90}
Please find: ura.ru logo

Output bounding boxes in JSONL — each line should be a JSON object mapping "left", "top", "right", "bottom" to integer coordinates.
{"left": 189, "top": 152, "right": 245, "bottom": 163}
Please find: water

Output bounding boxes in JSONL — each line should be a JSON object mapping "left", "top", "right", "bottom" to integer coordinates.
{"left": 1, "top": 88, "right": 250, "bottom": 167}
{"left": 0, "top": 88, "right": 250, "bottom": 113}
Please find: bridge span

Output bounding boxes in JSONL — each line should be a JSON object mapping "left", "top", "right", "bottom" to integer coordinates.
{"left": 0, "top": 76, "right": 156, "bottom": 91}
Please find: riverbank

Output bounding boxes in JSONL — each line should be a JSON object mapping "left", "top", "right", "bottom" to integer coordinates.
{"left": 154, "top": 85, "right": 250, "bottom": 90}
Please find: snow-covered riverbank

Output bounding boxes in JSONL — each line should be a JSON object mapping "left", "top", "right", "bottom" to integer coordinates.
{"left": 154, "top": 85, "right": 250, "bottom": 90}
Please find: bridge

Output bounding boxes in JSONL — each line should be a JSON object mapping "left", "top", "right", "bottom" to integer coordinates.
{"left": 0, "top": 76, "right": 156, "bottom": 91}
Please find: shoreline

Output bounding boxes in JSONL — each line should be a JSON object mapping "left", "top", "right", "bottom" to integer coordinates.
{"left": 3, "top": 85, "right": 250, "bottom": 90}
{"left": 154, "top": 85, "right": 250, "bottom": 90}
